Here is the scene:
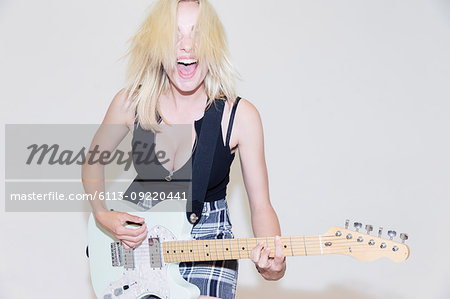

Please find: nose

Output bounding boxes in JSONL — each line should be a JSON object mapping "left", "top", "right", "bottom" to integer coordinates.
{"left": 180, "top": 34, "right": 193, "bottom": 53}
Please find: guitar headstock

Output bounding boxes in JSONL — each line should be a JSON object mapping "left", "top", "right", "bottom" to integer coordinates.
{"left": 324, "top": 220, "right": 410, "bottom": 263}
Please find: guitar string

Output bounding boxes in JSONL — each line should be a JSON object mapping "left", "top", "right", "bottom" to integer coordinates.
{"left": 130, "top": 243, "right": 404, "bottom": 260}
{"left": 126, "top": 236, "right": 403, "bottom": 259}
{"left": 130, "top": 238, "right": 401, "bottom": 251}
{"left": 128, "top": 243, "right": 404, "bottom": 262}
{"left": 157, "top": 247, "right": 405, "bottom": 263}
{"left": 130, "top": 243, "right": 402, "bottom": 257}
{"left": 130, "top": 236, "right": 389, "bottom": 250}
{"left": 156, "top": 239, "right": 401, "bottom": 250}
{"left": 156, "top": 243, "right": 402, "bottom": 254}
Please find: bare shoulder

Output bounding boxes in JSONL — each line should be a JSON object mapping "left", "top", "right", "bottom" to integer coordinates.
{"left": 112, "top": 88, "right": 134, "bottom": 110}
{"left": 103, "top": 88, "right": 136, "bottom": 127}
{"left": 232, "top": 97, "right": 263, "bottom": 148}
{"left": 234, "top": 97, "right": 262, "bottom": 128}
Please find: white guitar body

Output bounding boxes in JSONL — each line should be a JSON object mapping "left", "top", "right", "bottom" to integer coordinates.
{"left": 88, "top": 200, "right": 200, "bottom": 299}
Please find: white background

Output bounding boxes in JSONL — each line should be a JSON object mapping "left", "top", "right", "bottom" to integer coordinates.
{"left": 1, "top": 0, "right": 450, "bottom": 298}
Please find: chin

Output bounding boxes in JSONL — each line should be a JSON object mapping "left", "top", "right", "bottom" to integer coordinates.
{"left": 174, "top": 79, "right": 202, "bottom": 93}
{"left": 169, "top": 69, "right": 207, "bottom": 94}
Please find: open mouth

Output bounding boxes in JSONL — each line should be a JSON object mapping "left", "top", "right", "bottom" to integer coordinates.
{"left": 176, "top": 58, "right": 198, "bottom": 79}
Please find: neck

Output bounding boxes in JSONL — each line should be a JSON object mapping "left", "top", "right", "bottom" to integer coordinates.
{"left": 159, "top": 83, "right": 208, "bottom": 123}
{"left": 167, "top": 82, "right": 207, "bottom": 111}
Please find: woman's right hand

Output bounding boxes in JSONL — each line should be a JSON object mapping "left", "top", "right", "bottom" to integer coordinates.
{"left": 94, "top": 211, "right": 148, "bottom": 249}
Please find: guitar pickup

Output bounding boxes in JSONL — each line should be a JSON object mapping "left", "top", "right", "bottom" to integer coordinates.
{"left": 148, "top": 237, "right": 162, "bottom": 268}
{"left": 111, "top": 242, "right": 123, "bottom": 267}
{"left": 123, "top": 248, "right": 135, "bottom": 269}
{"left": 110, "top": 242, "right": 135, "bottom": 269}
{"left": 111, "top": 242, "right": 134, "bottom": 269}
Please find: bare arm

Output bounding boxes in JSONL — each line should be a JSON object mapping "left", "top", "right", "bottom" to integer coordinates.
{"left": 233, "top": 99, "right": 286, "bottom": 280}
{"left": 82, "top": 89, "right": 148, "bottom": 248}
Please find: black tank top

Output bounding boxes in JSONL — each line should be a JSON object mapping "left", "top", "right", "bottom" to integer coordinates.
{"left": 130, "top": 97, "right": 241, "bottom": 202}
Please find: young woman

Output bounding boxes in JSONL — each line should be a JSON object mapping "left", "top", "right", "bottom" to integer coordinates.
{"left": 83, "top": 1, "right": 286, "bottom": 298}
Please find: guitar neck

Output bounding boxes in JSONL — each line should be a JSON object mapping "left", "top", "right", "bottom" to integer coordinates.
{"left": 162, "top": 226, "right": 410, "bottom": 263}
{"left": 162, "top": 235, "right": 334, "bottom": 263}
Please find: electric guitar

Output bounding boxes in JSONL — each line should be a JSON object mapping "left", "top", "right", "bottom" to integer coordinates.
{"left": 87, "top": 199, "right": 410, "bottom": 299}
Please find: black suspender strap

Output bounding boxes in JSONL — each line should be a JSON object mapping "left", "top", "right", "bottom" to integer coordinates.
{"left": 225, "top": 96, "right": 241, "bottom": 146}
{"left": 187, "top": 99, "right": 225, "bottom": 224}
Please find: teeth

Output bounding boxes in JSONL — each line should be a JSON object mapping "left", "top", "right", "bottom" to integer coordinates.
{"left": 177, "top": 58, "right": 197, "bottom": 64}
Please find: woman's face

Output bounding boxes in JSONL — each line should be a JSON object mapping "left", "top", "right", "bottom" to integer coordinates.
{"left": 165, "top": 1, "right": 208, "bottom": 94}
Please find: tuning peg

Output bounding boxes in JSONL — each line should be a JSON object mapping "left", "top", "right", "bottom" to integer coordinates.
{"left": 345, "top": 219, "right": 349, "bottom": 229}
{"left": 387, "top": 230, "right": 397, "bottom": 240}
{"left": 378, "top": 227, "right": 383, "bottom": 237}
{"left": 365, "top": 225, "right": 373, "bottom": 235}
{"left": 354, "top": 222, "right": 362, "bottom": 232}
{"left": 400, "top": 233, "right": 408, "bottom": 243}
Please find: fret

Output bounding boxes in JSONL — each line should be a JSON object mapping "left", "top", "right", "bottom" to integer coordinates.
{"left": 200, "top": 239, "right": 205, "bottom": 261}
{"left": 194, "top": 240, "right": 198, "bottom": 261}
{"left": 185, "top": 240, "right": 189, "bottom": 262}
{"left": 200, "top": 239, "right": 207, "bottom": 261}
{"left": 174, "top": 241, "right": 180, "bottom": 262}
{"left": 166, "top": 241, "right": 171, "bottom": 263}
{"left": 289, "top": 236, "right": 294, "bottom": 257}
{"left": 197, "top": 239, "right": 202, "bottom": 261}
{"left": 229, "top": 238, "right": 235, "bottom": 259}
{"left": 237, "top": 239, "right": 242, "bottom": 259}
{"left": 246, "top": 238, "right": 250, "bottom": 259}
{"left": 248, "top": 238, "right": 258, "bottom": 258}
{"left": 303, "top": 236, "right": 308, "bottom": 256}
{"left": 167, "top": 241, "right": 172, "bottom": 263}
{"left": 214, "top": 239, "right": 219, "bottom": 260}
{"left": 279, "top": 236, "right": 288, "bottom": 257}
{"left": 318, "top": 235, "right": 323, "bottom": 255}
{"left": 191, "top": 240, "right": 197, "bottom": 262}
{"left": 292, "top": 236, "right": 300, "bottom": 257}
{"left": 186, "top": 240, "right": 191, "bottom": 262}
{"left": 181, "top": 240, "right": 186, "bottom": 262}
{"left": 221, "top": 238, "right": 226, "bottom": 260}
{"left": 255, "top": 237, "right": 263, "bottom": 250}
{"left": 223, "top": 238, "right": 232, "bottom": 260}
{"left": 184, "top": 240, "right": 189, "bottom": 262}
{"left": 162, "top": 242, "right": 167, "bottom": 263}
{"left": 205, "top": 240, "right": 212, "bottom": 260}
{"left": 171, "top": 241, "right": 175, "bottom": 262}
{"left": 295, "top": 236, "right": 306, "bottom": 257}
{"left": 178, "top": 241, "right": 183, "bottom": 262}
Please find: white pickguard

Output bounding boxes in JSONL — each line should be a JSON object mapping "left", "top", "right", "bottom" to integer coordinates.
{"left": 88, "top": 200, "right": 201, "bottom": 299}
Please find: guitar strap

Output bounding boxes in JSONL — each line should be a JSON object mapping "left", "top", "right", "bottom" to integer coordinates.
{"left": 187, "top": 99, "right": 225, "bottom": 225}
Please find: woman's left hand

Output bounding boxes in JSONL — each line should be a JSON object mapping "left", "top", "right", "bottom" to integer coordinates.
{"left": 251, "top": 235, "right": 286, "bottom": 281}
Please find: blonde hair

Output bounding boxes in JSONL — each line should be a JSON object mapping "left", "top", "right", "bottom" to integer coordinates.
{"left": 124, "top": 0, "right": 237, "bottom": 130}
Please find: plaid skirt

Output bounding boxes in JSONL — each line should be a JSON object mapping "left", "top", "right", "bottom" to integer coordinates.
{"left": 179, "top": 198, "right": 239, "bottom": 299}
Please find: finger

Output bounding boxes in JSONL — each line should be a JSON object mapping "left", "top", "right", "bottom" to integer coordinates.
{"left": 257, "top": 247, "right": 271, "bottom": 270}
{"left": 119, "top": 234, "right": 145, "bottom": 244}
{"left": 134, "top": 227, "right": 148, "bottom": 244}
{"left": 122, "top": 213, "right": 145, "bottom": 224}
{"left": 122, "top": 240, "right": 135, "bottom": 249}
{"left": 118, "top": 225, "right": 148, "bottom": 242}
{"left": 115, "top": 223, "right": 147, "bottom": 237}
{"left": 273, "top": 235, "right": 286, "bottom": 270}
{"left": 125, "top": 223, "right": 147, "bottom": 237}
{"left": 134, "top": 237, "right": 146, "bottom": 247}
{"left": 251, "top": 242, "right": 264, "bottom": 263}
